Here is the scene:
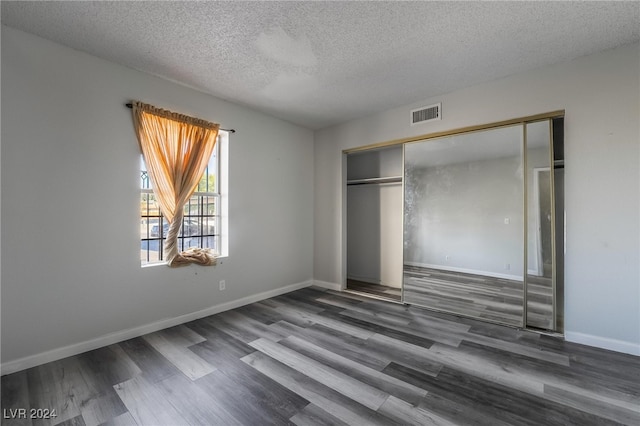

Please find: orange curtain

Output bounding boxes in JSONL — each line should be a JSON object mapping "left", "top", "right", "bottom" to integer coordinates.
{"left": 132, "top": 101, "right": 220, "bottom": 267}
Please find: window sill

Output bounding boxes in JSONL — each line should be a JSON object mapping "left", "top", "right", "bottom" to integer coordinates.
{"left": 141, "top": 255, "right": 227, "bottom": 268}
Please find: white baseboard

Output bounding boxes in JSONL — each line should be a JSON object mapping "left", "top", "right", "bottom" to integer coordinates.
{"left": 405, "top": 261, "right": 523, "bottom": 281}
{"left": 1, "top": 280, "right": 312, "bottom": 375}
{"left": 565, "top": 331, "right": 640, "bottom": 356}
{"left": 313, "top": 280, "right": 343, "bottom": 291}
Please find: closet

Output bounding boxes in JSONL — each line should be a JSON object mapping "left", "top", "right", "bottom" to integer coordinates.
{"left": 345, "top": 146, "right": 403, "bottom": 301}
{"left": 344, "top": 113, "right": 564, "bottom": 333}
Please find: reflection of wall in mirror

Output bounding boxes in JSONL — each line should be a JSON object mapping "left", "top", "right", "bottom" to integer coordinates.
{"left": 404, "top": 154, "right": 524, "bottom": 280}
{"left": 526, "top": 147, "right": 552, "bottom": 276}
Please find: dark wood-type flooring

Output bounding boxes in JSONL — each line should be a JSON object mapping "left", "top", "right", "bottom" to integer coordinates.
{"left": 2, "top": 286, "right": 638, "bottom": 425}
{"left": 404, "top": 266, "right": 555, "bottom": 330}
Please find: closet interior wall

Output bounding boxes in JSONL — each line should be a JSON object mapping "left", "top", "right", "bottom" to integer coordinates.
{"left": 346, "top": 146, "right": 403, "bottom": 299}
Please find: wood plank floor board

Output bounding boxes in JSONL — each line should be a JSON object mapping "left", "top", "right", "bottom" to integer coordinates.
{"left": 112, "top": 376, "right": 184, "bottom": 426}
{"left": 117, "top": 337, "right": 180, "bottom": 384}
{"left": 266, "top": 321, "right": 390, "bottom": 371}
{"left": 156, "top": 373, "right": 243, "bottom": 425}
{"left": 460, "top": 332, "right": 571, "bottom": 366}
{"left": 406, "top": 313, "right": 472, "bottom": 335}
{"left": 1, "top": 370, "right": 32, "bottom": 426}
{"left": 141, "top": 332, "right": 215, "bottom": 381}
{"left": 76, "top": 345, "right": 142, "bottom": 391}
{"left": 96, "top": 412, "right": 137, "bottom": 426}
{"left": 194, "top": 358, "right": 307, "bottom": 426}
{"left": 426, "top": 367, "right": 623, "bottom": 426}
{"left": 378, "top": 395, "right": 456, "bottom": 426}
{"left": 26, "top": 358, "right": 85, "bottom": 426}
{"left": 544, "top": 384, "right": 640, "bottom": 425}
{"left": 313, "top": 294, "right": 365, "bottom": 309}
{"left": 75, "top": 388, "right": 127, "bottom": 426}
{"left": 3, "top": 287, "right": 638, "bottom": 425}
{"left": 54, "top": 416, "right": 85, "bottom": 426}
{"left": 454, "top": 340, "right": 640, "bottom": 408}
{"left": 215, "top": 310, "right": 286, "bottom": 342}
{"left": 317, "top": 298, "right": 413, "bottom": 326}
{"left": 382, "top": 363, "right": 516, "bottom": 426}
{"left": 365, "top": 333, "right": 444, "bottom": 377}
{"left": 234, "top": 304, "right": 279, "bottom": 325}
{"left": 288, "top": 403, "right": 350, "bottom": 426}
{"left": 278, "top": 335, "right": 427, "bottom": 405}
{"left": 419, "top": 392, "right": 516, "bottom": 426}
{"left": 200, "top": 313, "right": 264, "bottom": 344}
{"left": 386, "top": 362, "right": 619, "bottom": 426}
{"left": 253, "top": 301, "right": 317, "bottom": 328}
{"left": 318, "top": 309, "right": 442, "bottom": 348}
{"left": 297, "top": 322, "right": 444, "bottom": 378}
{"left": 184, "top": 321, "right": 256, "bottom": 359}
{"left": 157, "top": 325, "right": 207, "bottom": 347}
{"left": 274, "top": 293, "right": 338, "bottom": 315}
{"left": 261, "top": 299, "right": 375, "bottom": 340}
{"left": 248, "top": 338, "right": 389, "bottom": 411}
{"left": 241, "top": 352, "right": 399, "bottom": 426}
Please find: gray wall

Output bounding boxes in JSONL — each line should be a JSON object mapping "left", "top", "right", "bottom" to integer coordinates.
{"left": 314, "top": 42, "right": 640, "bottom": 354}
{"left": 1, "top": 26, "right": 314, "bottom": 366}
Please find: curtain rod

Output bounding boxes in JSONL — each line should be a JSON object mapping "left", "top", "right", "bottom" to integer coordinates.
{"left": 125, "top": 103, "right": 235, "bottom": 133}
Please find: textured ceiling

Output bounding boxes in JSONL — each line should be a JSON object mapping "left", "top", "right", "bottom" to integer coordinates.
{"left": 2, "top": 1, "right": 639, "bottom": 130}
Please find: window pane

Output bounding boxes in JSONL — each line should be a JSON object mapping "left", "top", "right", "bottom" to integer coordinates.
{"left": 140, "top": 140, "right": 220, "bottom": 265}
{"left": 203, "top": 196, "right": 216, "bottom": 215}
{"left": 204, "top": 216, "right": 216, "bottom": 235}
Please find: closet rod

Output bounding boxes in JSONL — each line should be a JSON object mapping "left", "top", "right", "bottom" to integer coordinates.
{"left": 346, "top": 176, "right": 403, "bottom": 186}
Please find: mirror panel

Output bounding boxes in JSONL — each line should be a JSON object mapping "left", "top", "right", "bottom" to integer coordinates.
{"left": 525, "top": 120, "right": 554, "bottom": 330}
{"left": 403, "top": 124, "right": 525, "bottom": 327}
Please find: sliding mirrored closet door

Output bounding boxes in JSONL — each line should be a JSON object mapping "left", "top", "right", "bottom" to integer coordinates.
{"left": 403, "top": 124, "right": 526, "bottom": 326}
{"left": 402, "top": 119, "right": 563, "bottom": 331}
{"left": 525, "top": 119, "right": 564, "bottom": 331}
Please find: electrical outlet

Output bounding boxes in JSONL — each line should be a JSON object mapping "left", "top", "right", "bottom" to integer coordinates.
{"left": 219, "top": 280, "right": 226, "bottom": 290}
{"left": 504, "top": 263, "right": 511, "bottom": 270}
{"left": 445, "top": 255, "right": 450, "bottom": 261}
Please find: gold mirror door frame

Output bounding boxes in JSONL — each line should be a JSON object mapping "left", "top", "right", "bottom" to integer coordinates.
{"left": 524, "top": 118, "right": 564, "bottom": 332}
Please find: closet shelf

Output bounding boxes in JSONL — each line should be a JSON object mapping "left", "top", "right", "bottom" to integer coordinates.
{"left": 346, "top": 176, "right": 403, "bottom": 186}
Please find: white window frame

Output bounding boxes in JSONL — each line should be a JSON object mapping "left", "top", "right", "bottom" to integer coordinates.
{"left": 140, "top": 131, "right": 228, "bottom": 265}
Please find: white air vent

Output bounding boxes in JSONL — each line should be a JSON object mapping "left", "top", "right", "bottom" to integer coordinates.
{"left": 410, "top": 103, "right": 441, "bottom": 125}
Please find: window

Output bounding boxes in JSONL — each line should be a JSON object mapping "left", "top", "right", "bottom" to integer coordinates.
{"left": 140, "top": 131, "right": 228, "bottom": 265}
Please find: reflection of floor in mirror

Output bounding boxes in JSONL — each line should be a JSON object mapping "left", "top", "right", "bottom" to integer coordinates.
{"left": 527, "top": 274, "right": 559, "bottom": 330}
{"left": 404, "top": 266, "right": 554, "bottom": 329}
{"left": 346, "top": 279, "right": 402, "bottom": 302}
